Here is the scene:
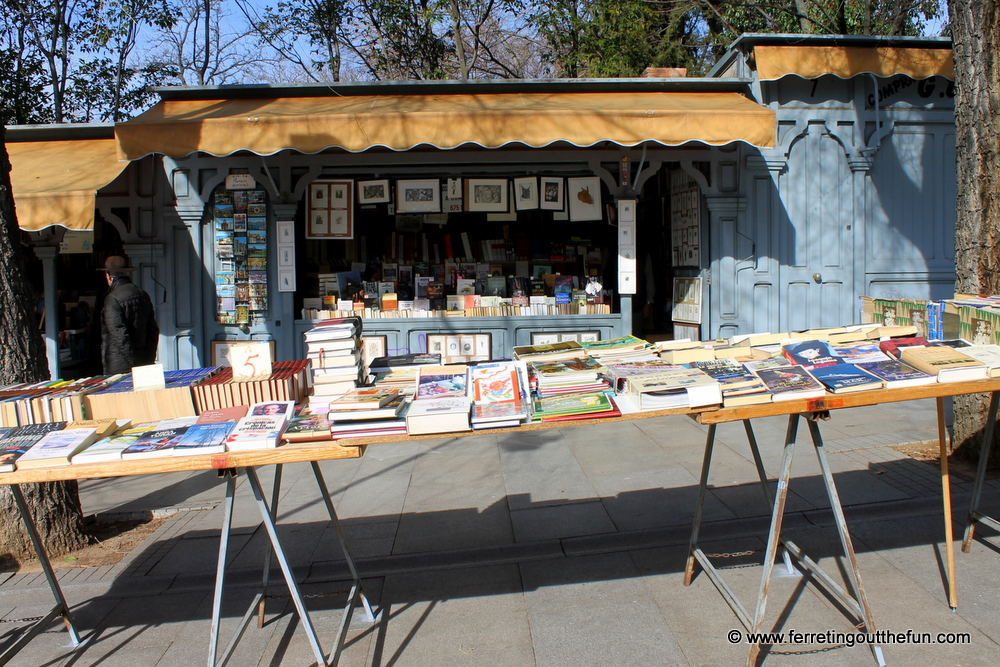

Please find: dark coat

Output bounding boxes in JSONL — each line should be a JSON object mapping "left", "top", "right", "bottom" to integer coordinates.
{"left": 101, "top": 276, "right": 160, "bottom": 374}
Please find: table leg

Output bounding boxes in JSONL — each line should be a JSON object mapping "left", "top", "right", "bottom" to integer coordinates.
{"left": 0, "top": 484, "right": 86, "bottom": 666}
{"left": 310, "top": 462, "right": 379, "bottom": 666}
{"left": 746, "top": 414, "right": 800, "bottom": 667}
{"left": 209, "top": 471, "right": 254, "bottom": 667}
{"left": 743, "top": 419, "right": 775, "bottom": 503}
{"left": 684, "top": 423, "right": 717, "bottom": 586}
{"left": 257, "top": 464, "right": 283, "bottom": 628}
{"left": 805, "top": 418, "right": 884, "bottom": 666}
{"left": 962, "top": 391, "right": 1000, "bottom": 552}
{"left": 244, "top": 467, "right": 329, "bottom": 666}
{"left": 937, "top": 397, "right": 958, "bottom": 608}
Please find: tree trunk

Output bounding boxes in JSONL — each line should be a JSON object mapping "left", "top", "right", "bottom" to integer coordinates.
{"left": 950, "top": 0, "right": 1000, "bottom": 465}
{"left": 0, "top": 126, "right": 88, "bottom": 562}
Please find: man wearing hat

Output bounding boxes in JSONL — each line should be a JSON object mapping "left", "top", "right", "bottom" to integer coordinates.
{"left": 98, "top": 255, "right": 160, "bottom": 374}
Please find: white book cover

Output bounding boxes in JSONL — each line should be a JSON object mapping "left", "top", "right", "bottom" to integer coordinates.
{"left": 71, "top": 433, "right": 141, "bottom": 464}
{"left": 18, "top": 427, "right": 100, "bottom": 468}
{"left": 226, "top": 401, "right": 295, "bottom": 450}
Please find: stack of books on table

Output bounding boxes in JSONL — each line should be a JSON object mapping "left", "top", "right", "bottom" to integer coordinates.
{"left": 511, "top": 340, "right": 587, "bottom": 363}
{"left": 529, "top": 357, "right": 609, "bottom": 397}
{"left": 603, "top": 360, "right": 685, "bottom": 394}
{"left": 580, "top": 335, "right": 660, "bottom": 364}
{"left": 364, "top": 354, "right": 443, "bottom": 398}
{"left": 192, "top": 360, "right": 310, "bottom": 411}
{"left": 623, "top": 368, "right": 723, "bottom": 411}
{"left": 304, "top": 317, "right": 364, "bottom": 402}
{"left": 405, "top": 365, "right": 472, "bottom": 435}
{"left": 282, "top": 409, "right": 335, "bottom": 443}
{"left": 327, "top": 388, "right": 409, "bottom": 439}
{"left": 687, "top": 358, "right": 772, "bottom": 407}
{"left": 531, "top": 391, "right": 620, "bottom": 422}
{"left": 0, "top": 375, "right": 126, "bottom": 426}
{"left": 468, "top": 361, "right": 530, "bottom": 429}
{"left": 85, "top": 367, "right": 220, "bottom": 422}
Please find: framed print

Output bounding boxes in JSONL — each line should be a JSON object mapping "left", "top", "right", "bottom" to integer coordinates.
{"left": 530, "top": 331, "right": 600, "bottom": 345}
{"left": 567, "top": 176, "right": 603, "bottom": 221}
{"left": 447, "top": 178, "right": 462, "bottom": 199}
{"left": 396, "top": 179, "right": 441, "bottom": 213}
{"left": 426, "top": 333, "right": 446, "bottom": 356}
{"left": 466, "top": 178, "right": 509, "bottom": 212}
{"left": 278, "top": 269, "right": 296, "bottom": 291}
{"left": 276, "top": 220, "right": 294, "bottom": 242}
{"left": 211, "top": 339, "right": 276, "bottom": 367}
{"left": 513, "top": 177, "right": 539, "bottom": 211}
{"left": 539, "top": 177, "right": 565, "bottom": 210}
{"left": 278, "top": 246, "right": 294, "bottom": 267}
{"left": 330, "top": 182, "right": 350, "bottom": 208}
{"left": 617, "top": 198, "right": 636, "bottom": 223}
{"left": 307, "top": 179, "right": 354, "bottom": 239}
{"left": 552, "top": 208, "right": 569, "bottom": 221}
{"left": 358, "top": 179, "right": 391, "bottom": 204}
{"left": 361, "top": 335, "right": 387, "bottom": 370}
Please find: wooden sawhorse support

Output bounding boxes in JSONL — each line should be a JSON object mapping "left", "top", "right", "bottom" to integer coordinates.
{"left": 961, "top": 391, "right": 1000, "bottom": 553}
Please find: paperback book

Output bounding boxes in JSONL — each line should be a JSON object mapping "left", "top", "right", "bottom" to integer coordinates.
{"left": 781, "top": 340, "right": 844, "bottom": 370}
{"left": 415, "top": 365, "right": 469, "bottom": 400}
{"left": 226, "top": 400, "right": 296, "bottom": 450}
{"left": 753, "top": 366, "right": 827, "bottom": 401}
{"left": 808, "top": 363, "right": 883, "bottom": 394}
{"left": 15, "top": 426, "right": 100, "bottom": 469}
{"left": 854, "top": 359, "right": 936, "bottom": 388}
{"left": 900, "top": 346, "right": 988, "bottom": 383}
{"left": 171, "top": 422, "right": 236, "bottom": 455}
{"left": 0, "top": 422, "right": 66, "bottom": 472}
{"left": 120, "top": 425, "right": 191, "bottom": 459}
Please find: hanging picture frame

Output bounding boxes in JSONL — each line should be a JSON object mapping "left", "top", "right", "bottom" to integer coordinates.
{"left": 307, "top": 179, "right": 354, "bottom": 239}
{"left": 396, "top": 179, "right": 441, "bottom": 213}
{"left": 513, "top": 177, "right": 539, "bottom": 211}
{"left": 539, "top": 176, "right": 565, "bottom": 210}
{"left": 357, "top": 179, "right": 391, "bottom": 204}
{"left": 466, "top": 178, "right": 509, "bottom": 212}
{"left": 567, "top": 176, "right": 603, "bottom": 221}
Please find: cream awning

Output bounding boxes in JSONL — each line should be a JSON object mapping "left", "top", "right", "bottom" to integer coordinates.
{"left": 754, "top": 45, "right": 954, "bottom": 81}
{"left": 9, "top": 138, "right": 128, "bottom": 231}
{"left": 115, "top": 91, "right": 776, "bottom": 159}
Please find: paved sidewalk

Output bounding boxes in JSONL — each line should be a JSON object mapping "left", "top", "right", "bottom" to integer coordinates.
{"left": 2, "top": 398, "right": 1000, "bottom": 666}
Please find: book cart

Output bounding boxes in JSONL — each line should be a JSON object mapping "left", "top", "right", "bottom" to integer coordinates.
{"left": 3, "top": 380, "right": 1000, "bottom": 666}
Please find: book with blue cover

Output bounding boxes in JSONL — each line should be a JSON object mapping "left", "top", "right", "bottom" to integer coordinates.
{"left": 854, "top": 359, "right": 936, "bottom": 388}
{"left": 781, "top": 340, "right": 844, "bottom": 370}
{"left": 808, "top": 363, "right": 883, "bottom": 393}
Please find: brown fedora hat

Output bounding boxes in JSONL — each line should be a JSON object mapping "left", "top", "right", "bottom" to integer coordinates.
{"left": 97, "top": 255, "right": 137, "bottom": 272}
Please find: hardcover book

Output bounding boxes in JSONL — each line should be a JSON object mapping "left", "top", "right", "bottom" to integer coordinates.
{"left": 953, "top": 344, "right": 1000, "bottom": 377}
{"left": 415, "top": 366, "right": 469, "bottom": 400}
{"left": 511, "top": 340, "right": 585, "bottom": 363}
{"left": 808, "top": 363, "right": 883, "bottom": 393}
{"left": 781, "top": 340, "right": 844, "bottom": 370}
{"left": 854, "top": 359, "right": 936, "bottom": 388}
{"left": 754, "top": 366, "right": 827, "bottom": 401}
{"left": 327, "top": 388, "right": 400, "bottom": 411}
{"left": 469, "top": 363, "right": 520, "bottom": 403}
{"left": 281, "top": 412, "right": 333, "bottom": 442}
{"left": 405, "top": 396, "right": 472, "bottom": 435}
{"left": 625, "top": 369, "right": 723, "bottom": 410}
{"left": 0, "top": 423, "right": 66, "bottom": 472}
{"left": 900, "top": 346, "right": 988, "bottom": 383}
{"left": 878, "top": 336, "right": 930, "bottom": 359}
{"left": 328, "top": 394, "right": 407, "bottom": 421}
{"left": 171, "top": 422, "right": 236, "bottom": 455}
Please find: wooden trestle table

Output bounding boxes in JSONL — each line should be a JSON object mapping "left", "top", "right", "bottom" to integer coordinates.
{"left": 3, "top": 377, "right": 1000, "bottom": 667}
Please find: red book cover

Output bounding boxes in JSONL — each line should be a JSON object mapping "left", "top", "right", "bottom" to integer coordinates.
{"left": 444, "top": 234, "right": 454, "bottom": 260}
{"left": 878, "top": 336, "right": 930, "bottom": 359}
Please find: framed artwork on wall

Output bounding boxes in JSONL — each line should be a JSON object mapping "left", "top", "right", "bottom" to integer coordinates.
{"left": 567, "top": 176, "right": 603, "bottom": 221}
{"left": 396, "top": 179, "right": 441, "bottom": 213}
{"left": 307, "top": 179, "right": 354, "bottom": 239}
{"left": 513, "top": 177, "right": 539, "bottom": 211}
{"left": 466, "top": 178, "right": 509, "bottom": 212}
{"left": 357, "top": 179, "right": 391, "bottom": 204}
{"left": 211, "top": 339, "right": 276, "bottom": 367}
{"left": 539, "top": 177, "right": 565, "bottom": 210}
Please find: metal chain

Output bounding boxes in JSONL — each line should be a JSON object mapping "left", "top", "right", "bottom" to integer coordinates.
{"left": 765, "top": 623, "right": 867, "bottom": 655}
{"left": 264, "top": 591, "right": 346, "bottom": 601}
{"left": 704, "top": 549, "right": 759, "bottom": 559}
{"left": 0, "top": 616, "right": 44, "bottom": 624}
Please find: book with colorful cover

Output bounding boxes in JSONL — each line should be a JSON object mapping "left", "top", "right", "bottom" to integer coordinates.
{"left": 282, "top": 412, "right": 334, "bottom": 442}
{"left": 808, "top": 363, "right": 883, "bottom": 393}
{"left": 470, "top": 400, "right": 528, "bottom": 426}
{"left": 853, "top": 359, "right": 936, "bottom": 388}
{"left": 469, "top": 363, "right": 520, "bottom": 403}
{"left": 0, "top": 422, "right": 66, "bottom": 472}
{"left": 687, "top": 358, "right": 765, "bottom": 392}
{"left": 327, "top": 388, "right": 400, "bottom": 411}
{"left": 120, "top": 425, "right": 191, "bottom": 459}
{"left": 533, "top": 391, "right": 615, "bottom": 419}
{"left": 14, "top": 426, "right": 98, "bottom": 469}
{"left": 832, "top": 343, "right": 891, "bottom": 364}
{"left": 603, "top": 361, "right": 684, "bottom": 394}
{"left": 878, "top": 336, "right": 930, "bottom": 359}
{"left": 754, "top": 366, "right": 827, "bottom": 401}
{"left": 171, "top": 422, "right": 236, "bottom": 455}
{"left": 415, "top": 365, "right": 469, "bottom": 400}
{"left": 196, "top": 405, "right": 249, "bottom": 423}
{"left": 781, "top": 340, "right": 844, "bottom": 370}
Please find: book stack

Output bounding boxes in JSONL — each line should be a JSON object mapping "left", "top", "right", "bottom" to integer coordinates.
{"left": 406, "top": 366, "right": 472, "bottom": 435}
{"left": 580, "top": 335, "right": 660, "bottom": 364}
{"left": 529, "top": 357, "right": 609, "bottom": 397}
{"left": 624, "top": 368, "right": 723, "bottom": 411}
{"left": 468, "top": 361, "right": 529, "bottom": 429}
{"left": 512, "top": 340, "right": 587, "bottom": 363}
{"left": 327, "top": 388, "right": 409, "bottom": 439}
{"left": 603, "top": 360, "right": 685, "bottom": 394}
{"left": 304, "top": 317, "right": 364, "bottom": 404}
{"left": 531, "top": 391, "right": 620, "bottom": 422}
{"left": 192, "top": 360, "right": 311, "bottom": 411}
{"left": 687, "top": 359, "right": 771, "bottom": 407}
{"left": 70, "top": 419, "right": 164, "bottom": 464}
{"left": 368, "top": 353, "right": 443, "bottom": 395}
{"left": 283, "top": 410, "right": 335, "bottom": 443}
{"left": 85, "top": 368, "right": 219, "bottom": 422}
